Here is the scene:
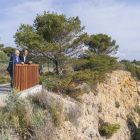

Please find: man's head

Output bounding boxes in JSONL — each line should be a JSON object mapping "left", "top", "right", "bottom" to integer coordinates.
{"left": 14, "top": 50, "right": 20, "bottom": 57}
{"left": 23, "top": 49, "right": 28, "bottom": 56}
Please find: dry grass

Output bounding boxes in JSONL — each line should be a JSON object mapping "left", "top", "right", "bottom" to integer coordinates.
{"left": 42, "top": 67, "right": 54, "bottom": 73}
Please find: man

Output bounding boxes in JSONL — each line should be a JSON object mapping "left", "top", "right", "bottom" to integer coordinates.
{"left": 7, "top": 50, "right": 24, "bottom": 88}
{"left": 19, "top": 49, "right": 32, "bottom": 64}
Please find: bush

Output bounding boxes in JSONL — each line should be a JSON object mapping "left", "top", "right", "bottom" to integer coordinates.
{"left": 133, "top": 106, "right": 140, "bottom": 116}
{"left": 28, "top": 90, "right": 64, "bottom": 127}
{"left": 0, "top": 129, "right": 14, "bottom": 140}
{"left": 49, "top": 101, "right": 63, "bottom": 127}
{"left": 99, "top": 123, "right": 121, "bottom": 138}
{"left": 0, "top": 77, "right": 10, "bottom": 84}
{"left": 0, "top": 51, "right": 9, "bottom": 61}
{"left": 98, "top": 105, "right": 102, "bottom": 113}
{"left": 40, "top": 69, "right": 105, "bottom": 100}
{"left": 80, "top": 52, "right": 119, "bottom": 73}
{"left": 115, "top": 101, "right": 120, "bottom": 108}
{"left": 135, "top": 121, "right": 140, "bottom": 140}
{"left": 125, "top": 63, "right": 140, "bottom": 81}
{"left": 65, "top": 105, "right": 82, "bottom": 127}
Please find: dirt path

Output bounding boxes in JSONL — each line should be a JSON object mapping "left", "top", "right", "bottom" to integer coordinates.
{"left": 0, "top": 84, "right": 10, "bottom": 104}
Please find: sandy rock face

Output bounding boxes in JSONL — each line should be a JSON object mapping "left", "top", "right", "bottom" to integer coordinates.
{"left": 51, "top": 70, "right": 140, "bottom": 140}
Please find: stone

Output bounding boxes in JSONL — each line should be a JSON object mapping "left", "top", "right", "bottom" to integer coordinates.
{"left": 84, "top": 129, "right": 97, "bottom": 138}
{"left": 87, "top": 105, "right": 93, "bottom": 115}
{"left": 137, "top": 86, "right": 140, "bottom": 95}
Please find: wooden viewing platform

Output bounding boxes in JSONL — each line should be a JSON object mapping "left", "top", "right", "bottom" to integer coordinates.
{"left": 14, "top": 64, "right": 39, "bottom": 91}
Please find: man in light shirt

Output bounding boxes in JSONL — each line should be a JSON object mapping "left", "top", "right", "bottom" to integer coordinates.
{"left": 19, "top": 49, "right": 32, "bottom": 64}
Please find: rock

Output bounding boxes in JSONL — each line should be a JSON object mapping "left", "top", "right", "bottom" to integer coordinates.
{"left": 87, "top": 105, "right": 93, "bottom": 115}
{"left": 84, "top": 129, "right": 97, "bottom": 138}
{"left": 137, "top": 86, "right": 140, "bottom": 95}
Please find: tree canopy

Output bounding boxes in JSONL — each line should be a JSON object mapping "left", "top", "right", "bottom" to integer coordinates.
{"left": 87, "top": 33, "right": 119, "bottom": 55}
{"left": 0, "top": 51, "right": 9, "bottom": 61}
{"left": 14, "top": 11, "right": 88, "bottom": 74}
{"left": 3, "top": 47, "right": 16, "bottom": 57}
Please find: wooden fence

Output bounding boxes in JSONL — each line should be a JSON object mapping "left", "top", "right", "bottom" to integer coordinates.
{"left": 14, "top": 64, "right": 39, "bottom": 91}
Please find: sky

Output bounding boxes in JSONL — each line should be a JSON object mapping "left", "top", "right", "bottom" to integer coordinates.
{"left": 0, "top": 0, "right": 140, "bottom": 61}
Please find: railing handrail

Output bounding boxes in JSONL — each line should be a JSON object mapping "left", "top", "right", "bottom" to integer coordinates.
{"left": 0, "top": 61, "right": 13, "bottom": 62}
{"left": 14, "top": 64, "right": 39, "bottom": 66}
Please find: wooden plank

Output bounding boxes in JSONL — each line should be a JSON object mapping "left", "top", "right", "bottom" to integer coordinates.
{"left": 20, "top": 66, "right": 23, "bottom": 91}
{"left": 37, "top": 65, "right": 39, "bottom": 84}
{"left": 25, "top": 66, "right": 27, "bottom": 90}
{"left": 17, "top": 66, "right": 21, "bottom": 90}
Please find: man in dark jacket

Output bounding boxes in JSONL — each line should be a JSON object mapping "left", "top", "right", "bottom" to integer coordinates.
{"left": 19, "top": 49, "right": 32, "bottom": 64}
{"left": 7, "top": 50, "right": 24, "bottom": 87}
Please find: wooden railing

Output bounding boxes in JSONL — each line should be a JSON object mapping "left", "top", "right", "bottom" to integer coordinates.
{"left": 14, "top": 64, "right": 39, "bottom": 91}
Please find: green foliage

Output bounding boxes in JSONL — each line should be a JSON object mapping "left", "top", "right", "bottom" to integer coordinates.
{"left": 80, "top": 52, "right": 119, "bottom": 73}
{"left": 3, "top": 47, "right": 16, "bottom": 57}
{"left": 87, "top": 33, "right": 119, "bottom": 55}
{"left": 65, "top": 105, "right": 82, "bottom": 128}
{"left": 0, "top": 129, "right": 13, "bottom": 140}
{"left": 116, "top": 113, "right": 119, "bottom": 118}
{"left": 115, "top": 101, "right": 120, "bottom": 108}
{"left": 99, "top": 123, "right": 121, "bottom": 138}
{"left": 40, "top": 68, "right": 105, "bottom": 99}
{"left": 119, "top": 59, "right": 131, "bottom": 64}
{"left": 125, "top": 63, "right": 140, "bottom": 81}
{"left": 132, "top": 59, "right": 140, "bottom": 65}
{"left": 126, "top": 114, "right": 133, "bottom": 123}
{"left": 0, "top": 77, "right": 10, "bottom": 84}
{"left": 98, "top": 105, "right": 102, "bottom": 113}
{"left": 133, "top": 106, "right": 140, "bottom": 116}
{"left": 135, "top": 121, "right": 140, "bottom": 140}
{"left": 30, "top": 107, "right": 47, "bottom": 128}
{"left": 49, "top": 102, "right": 63, "bottom": 127}
{"left": 0, "top": 51, "right": 9, "bottom": 61}
{"left": 14, "top": 11, "right": 88, "bottom": 74}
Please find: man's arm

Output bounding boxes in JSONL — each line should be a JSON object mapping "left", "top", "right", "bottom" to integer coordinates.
{"left": 13, "top": 56, "right": 24, "bottom": 64}
{"left": 25, "top": 56, "right": 32, "bottom": 64}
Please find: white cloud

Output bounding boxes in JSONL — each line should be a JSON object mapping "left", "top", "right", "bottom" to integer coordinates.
{"left": 0, "top": 0, "right": 60, "bottom": 47}
{"left": 0, "top": 0, "right": 140, "bottom": 60}
{"left": 69, "top": 0, "right": 140, "bottom": 60}
{"left": 113, "top": 51, "right": 125, "bottom": 58}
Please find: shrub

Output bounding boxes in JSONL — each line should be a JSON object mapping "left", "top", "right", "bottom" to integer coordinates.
{"left": 80, "top": 52, "right": 120, "bottom": 73}
{"left": 98, "top": 105, "right": 102, "bottom": 113}
{"left": 30, "top": 107, "right": 47, "bottom": 129}
{"left": 49, "top": 101, "right": 63, "bottom": 127}
{"left": 0, "top": 129, "right": 13, "bottom": 140}
{"left": 0, "top": 51, "right": 9, "bottom": 61}
{"left": 125, "top": 63, "right": 140, "bottom": 81}
{"left": 65, "top": 105, "right": 82, "bottom": 127}
{"left": 82, "top": 83, "right": 90, "bottom": 93}
{"left": 133, "top": 106, "right": 140, "bottom": 116}
{"left": 116, "top": 113, "right": 119, "bottom": 118}
{"left": 99, "top": 123, "right": 121, "bottom": 138}
{"left": 40, "top": 69, "right": 105, "bottom": 100}
{"left": 135, "top": 121, "right": 140, "bottom": 140}
{"left": 115, "top": 101, "right": 120, "bottom": 108}
{"left": 0, "top": 77, "right": 10, "bottom": 84}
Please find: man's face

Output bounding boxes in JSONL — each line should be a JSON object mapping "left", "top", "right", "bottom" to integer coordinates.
{"left": 23, "top": 50, "right": 28, "bottom": 56}
{"left": 15, "top": 51, "right": 19, "bottom": 57}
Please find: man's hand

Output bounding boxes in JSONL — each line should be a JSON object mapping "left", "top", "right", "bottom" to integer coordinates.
{"left": 29, "top": 61, "right": 32, "bottom": 64}
{"left": 21, "top": 62, "right": 24, "bottom": 65}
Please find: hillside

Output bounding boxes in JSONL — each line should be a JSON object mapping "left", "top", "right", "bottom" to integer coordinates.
{"left": 1, "top": 70, "right": 140, "bottom": 140}
{"left": 38, "top": 70, "right": 140, "bottom": 140}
